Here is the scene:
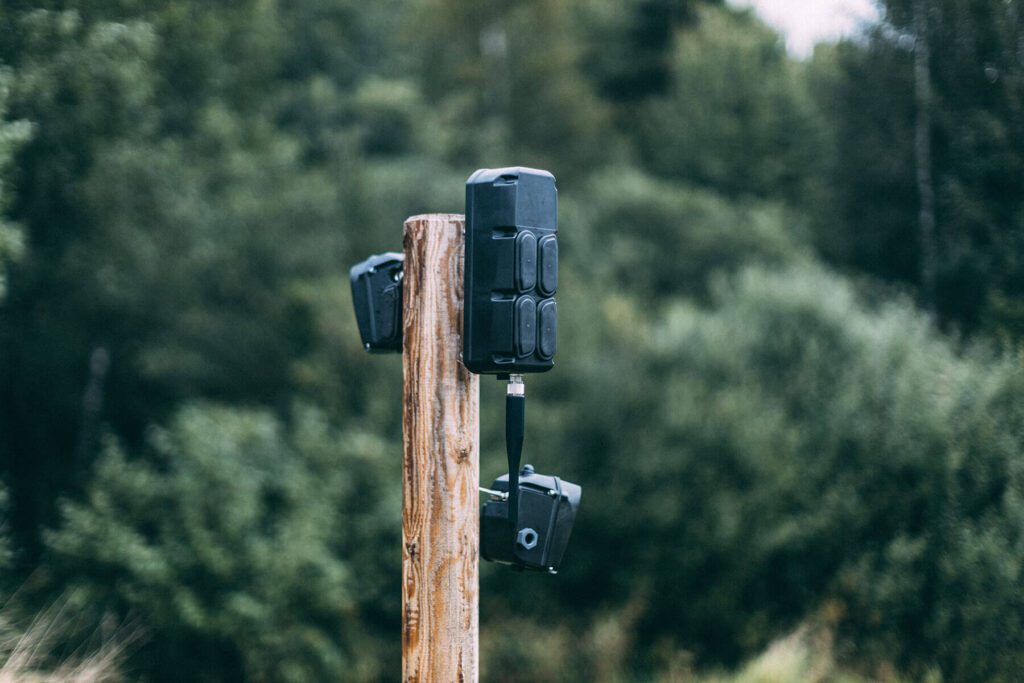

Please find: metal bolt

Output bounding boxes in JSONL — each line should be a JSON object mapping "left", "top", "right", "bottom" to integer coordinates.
{"left": 516, "top": 527, "right": 538, "bottom": 550}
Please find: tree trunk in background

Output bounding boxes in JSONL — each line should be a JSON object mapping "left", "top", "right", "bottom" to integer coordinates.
{"left": 75, "top": 346, "right": 109, "bottom": 465}
{"left": 913, "top": 0, "right": 938, "bottom": 311}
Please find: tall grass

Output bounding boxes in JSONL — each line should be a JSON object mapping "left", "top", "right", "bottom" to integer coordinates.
{"left": 0, "top": 595, "right": 134, "bottom": 683}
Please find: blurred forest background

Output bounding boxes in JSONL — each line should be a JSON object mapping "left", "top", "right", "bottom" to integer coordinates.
{"left": 1, "top": 0, "right": 1024, "bottom": 680}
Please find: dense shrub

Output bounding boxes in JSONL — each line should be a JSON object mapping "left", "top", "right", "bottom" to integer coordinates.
{"left": 45, "top": 405, "right": 401, "bottom": 682}
{"left": 539, "top": 264, "right": 1024, "bottom": 679}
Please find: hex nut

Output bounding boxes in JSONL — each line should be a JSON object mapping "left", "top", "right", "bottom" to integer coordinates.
{"left": 516, "top": 527, "right": 539, "bottom": 550}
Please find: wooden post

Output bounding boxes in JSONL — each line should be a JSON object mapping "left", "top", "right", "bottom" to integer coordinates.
{"left": 402, "top": 214, "right": 479, "bottom": 683}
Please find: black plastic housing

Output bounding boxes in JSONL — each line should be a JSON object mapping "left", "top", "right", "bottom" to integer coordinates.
{"left": 464, "top": 168, "right": 558, "bottom": 375}
{"left": 481, "top": 465, "right": 581, "bottom": 572}
{"left": 349, "top": 252, "right": 404, "bottom": 353}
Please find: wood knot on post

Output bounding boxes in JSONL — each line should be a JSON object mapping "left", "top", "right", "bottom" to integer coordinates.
{"left": 404, "top": 603, "right": 420, "bottom": 638}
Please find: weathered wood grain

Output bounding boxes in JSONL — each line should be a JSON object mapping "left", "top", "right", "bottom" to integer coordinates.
{"left": 402, "top": 214, "right": 479, "bottom": 683}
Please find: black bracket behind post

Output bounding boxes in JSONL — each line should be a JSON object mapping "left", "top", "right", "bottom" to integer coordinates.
{"left": 350, "top": 252, "right": 404, "bottom": 353}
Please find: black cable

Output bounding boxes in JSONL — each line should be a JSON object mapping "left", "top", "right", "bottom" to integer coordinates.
{"left": 505, "top": 383, "right": 525, "bottom": 532}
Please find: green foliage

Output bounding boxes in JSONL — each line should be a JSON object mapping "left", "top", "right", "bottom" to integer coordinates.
{"left": 46, "top": 404, "right": 400, "bottom": 682}
{"left": 78, "top": 111, "right": 345, "bottom": 405}
{"left": 0, "top": 486, "right": 12, "bottom": 576}
{"left": 572, "top": 167, "right": 807, "bottom": 300}
{"left": 582, "top": 0, "right": 711, "bottom": 102}
{"left": 809, "top": 0, "right": 1024, "bottom": 337}
{"left": 408, "top": 0, "right": 611, "bottom": 174}
{"left": 633, "top": 6, "right": 826, "bottom": 203}
{"left": 0, "top": 9, "right": 168, "bottom": 548}
{"left": 0, "top": 69, "right": 31, "bottom": 301}
{"left": 527, "top": 263, "right": 1024, "bottom": 679}
{"left": 804, "top": 37, "right": 919, "bottom": 285}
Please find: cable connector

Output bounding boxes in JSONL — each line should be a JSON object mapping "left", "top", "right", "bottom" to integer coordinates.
{"left": 479, "top": 486, "right": 509, "bottom": 500}
{"left": 507, "top": 373, "right": 525, "bottom": 397}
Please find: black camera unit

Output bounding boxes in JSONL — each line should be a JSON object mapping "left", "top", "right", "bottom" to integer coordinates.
{"left": 349, "top": 167, "right": 580, "bottom": 574}
{"left": 463, "top": 167, "right": 558, "bottom": 375}
{"left": 481, "top": 465, "right": 581, "bottom": 573}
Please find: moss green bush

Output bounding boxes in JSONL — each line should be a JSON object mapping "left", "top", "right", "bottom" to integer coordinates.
{"left": 46, "top": 405, "right": 401, "bottom": 682}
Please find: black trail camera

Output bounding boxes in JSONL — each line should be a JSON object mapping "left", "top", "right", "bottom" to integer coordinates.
{"left": 481, "top": 465, "right": 581, "bottom": 573}
{"left": 463, "top": 167, "right": 558, "bottom": 375}
{"left": 350, "top": 252, "right": 404, "bottom": 353}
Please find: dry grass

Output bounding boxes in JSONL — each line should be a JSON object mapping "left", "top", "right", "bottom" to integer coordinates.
{"left": 0, "top": 595, "right": 136, "bottom": 683}
{"left": 680, "top": 624, "right": 939, "bottom": 683}
{"left": 693, "top": 626, "right": 848, "bottom": 683}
